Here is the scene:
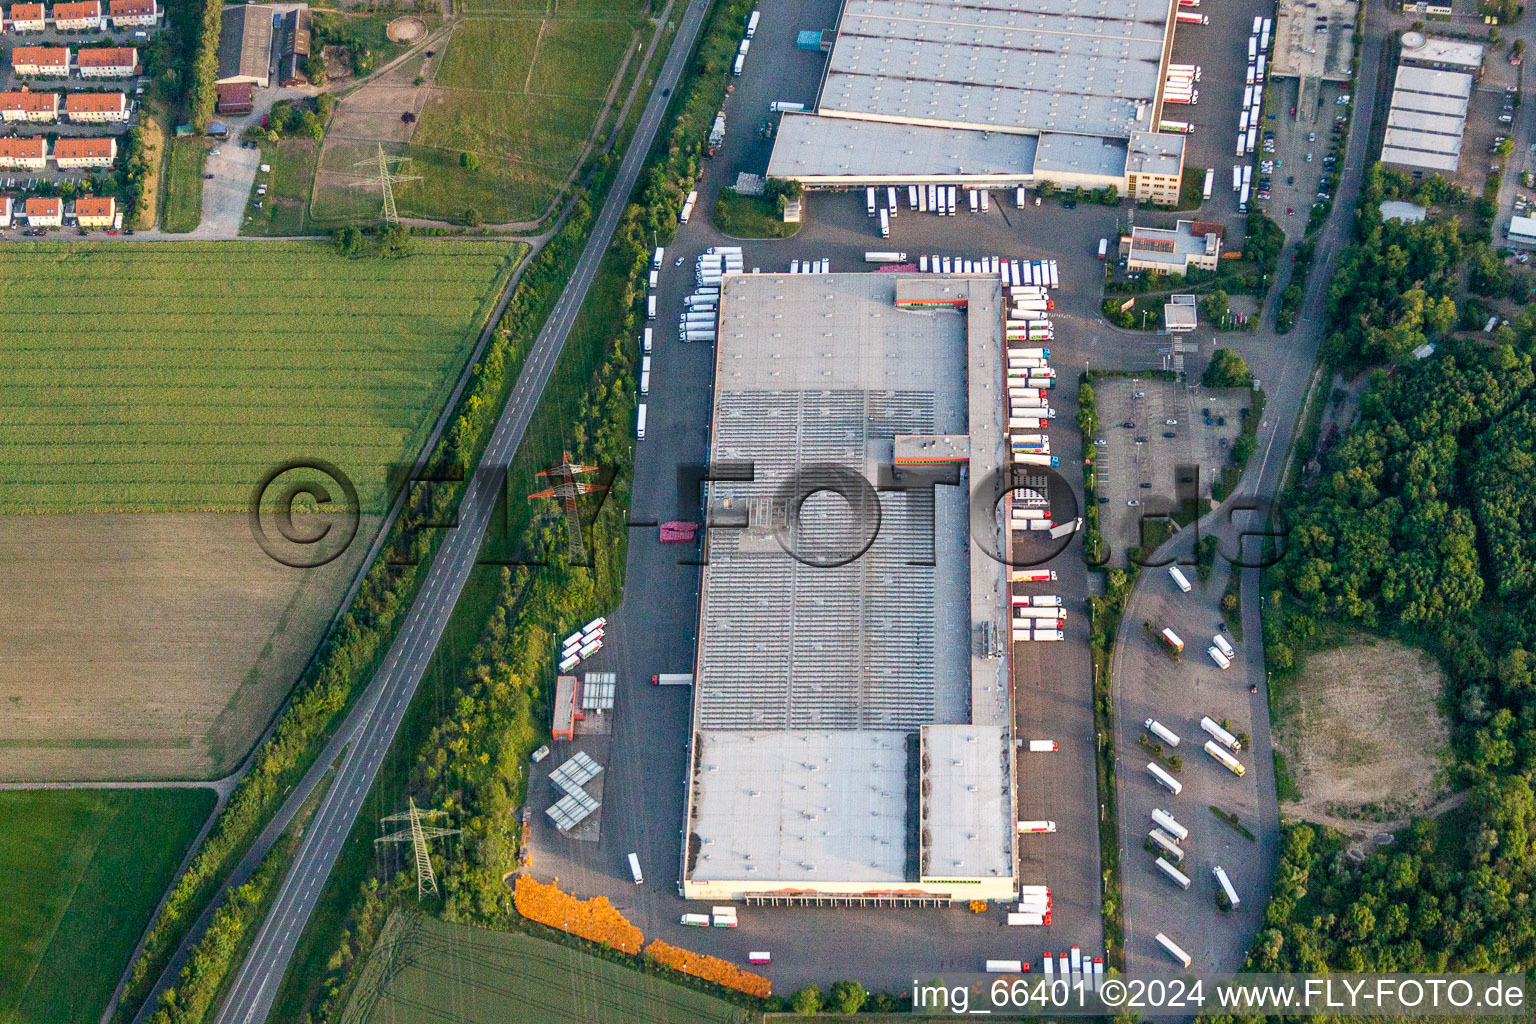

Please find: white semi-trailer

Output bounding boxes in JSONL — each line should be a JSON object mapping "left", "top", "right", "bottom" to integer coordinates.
{"left": 1149, "top": 828, "right": 1184, "bottom": 860}
{"left": 986, "top": 960, "right": 1025, "bottom": 973}
{"left": 1047, "top": 518, "right": 1081, "bottom": 540}
{"left": 1027, "top": 739, "right": 1058, "bottom": 751}
{"left": 1169, "top": 566, "right": 1191, "bottom": 592}
{"left": 1157, "top": 933, "right": 1192, "bottom": 968}
{"left": 1157, "top": 857, "right": 1192, "bottom": 890}
{"left": 1201, "top": 716, "right": 1242, "bottom": 751}
{"left": 1205, "top": 740, "right": 1247, "bottom": 776}
{"left": 1012, "top": 569, "right": 1057, "bottom": 582}
{"left": 1208, "top": 646, "right": 1231, "bottom": 669}
{"left": 1015, "top": 453, "right": 1059, "bottom": 467}
{"left": 1148, "top": 762, "right": 1183, "bottom": 795}
{"left": 1214, "top": 865, "right": 1241, "bottom": 907}
{"left": 1152, "top": 808, "right": 1188, "bottom": 841}
{"left": 864, "top": 251, "right": 908, "bottom": 262}
{"left": 1144, "top": 719, "right": 1181, "bottom": 747}
{"left": 1213, "top": 634, "right": 1235, "bottom": 658}
{"left": 1016, "top": 820, "right": 1057, "bottom": 833}
{"left": 1008, "top": 912, "right": 1048, "bottom": 926}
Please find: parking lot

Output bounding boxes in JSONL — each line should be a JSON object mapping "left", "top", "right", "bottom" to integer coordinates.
{"left": 1111, "top": 547, "right": 1271, "bottom": 977}
{"left": 1092, "top": 377, "right": 1253, "bottom": 567}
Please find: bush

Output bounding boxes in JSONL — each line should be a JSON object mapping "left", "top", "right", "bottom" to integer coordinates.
{"left": 1202, "top": 348, "right": 1253, "bottom": 388}
{"left": 791, "top": 985, "right": 823, "bottom": 1015}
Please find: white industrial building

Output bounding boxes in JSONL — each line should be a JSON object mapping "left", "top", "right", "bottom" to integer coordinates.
{"left": 766, "top": 0, "right": 1186, "bottom": 202}
{"left": 682, "top": 273, "right": 1018, "bottom": 904}
{"left": 1380, "top": 64, "right": 1471, "bottom": 175}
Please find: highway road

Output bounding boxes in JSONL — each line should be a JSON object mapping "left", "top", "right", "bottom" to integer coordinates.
{"left": 205, "top": 2, "right": 714, "bottom": 1021}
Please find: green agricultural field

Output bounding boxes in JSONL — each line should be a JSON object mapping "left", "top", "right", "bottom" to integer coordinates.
{"left": 345, "top": 912, "right": 753, "bottom": 1024}
{"left": 0, "top": 240, "right": 523, "bottom": 513}
{"left": 0, "top": 788, "right": 215, "bottom": 1024}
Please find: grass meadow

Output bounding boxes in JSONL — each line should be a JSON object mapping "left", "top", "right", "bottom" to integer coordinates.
{"left": 0, "top": 240, "right": 523, "bottom": 513}
{"left": 240, "top": 138, "right": 317, "bottom": 236}
{"left": 313, "top": 5, "right": 641, "bottom": 226}
{"left": 344, "top": 912, "right": 749, "bottom": 1024}
{"left": 0, "top": 788, "right": 215, "bottom": 1024}
{"left": 160, "top": 139, "right": 210, "bottom": 234}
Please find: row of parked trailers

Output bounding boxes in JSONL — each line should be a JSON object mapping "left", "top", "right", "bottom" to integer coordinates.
{"left": 985, "top": 945, "right": 1106, "bottom": 980}
{"left": 557, "top": 617, "right": 607, "bottom": 672}
{"left": 1233, "top": 14, "right": 1275, "bottom": 218}
{"left": 866, "top": 184, "right": 1044, "bottom": 225}
{"left": 1005, "top": 268, "right": 1072, "bottom": 647}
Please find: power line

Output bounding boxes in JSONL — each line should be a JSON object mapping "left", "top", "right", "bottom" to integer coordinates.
{"left": 349, "top": 144, "right": 421, "bottom": 224}
{"left": 376, "top": 799, "right": 460, "bottom": 900}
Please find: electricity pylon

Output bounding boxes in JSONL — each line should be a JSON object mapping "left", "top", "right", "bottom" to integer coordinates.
{"left": 376, "top": 799, "right": 459, "bottom": 900}
{"left": 348, "top": 144, "right": 420, "bottom": 223}
{"left": 530, "top": 452, "right": 607, "bottom": 564}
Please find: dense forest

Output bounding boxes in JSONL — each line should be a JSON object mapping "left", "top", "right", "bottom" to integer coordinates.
{"left": 1246, "top": 173, "right": 1536, "bottom": 979}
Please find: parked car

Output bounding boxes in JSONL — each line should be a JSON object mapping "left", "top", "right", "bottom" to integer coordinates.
{"left": 1162, "top": 431, "right": 1176, "bottom": 438}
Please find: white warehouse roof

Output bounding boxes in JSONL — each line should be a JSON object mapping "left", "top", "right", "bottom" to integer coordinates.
{"left": 767, "top": 113, "right": 1039, "bottom": 182}
{"left": 818, "top": 0, "right": 1170, "bottom": 140}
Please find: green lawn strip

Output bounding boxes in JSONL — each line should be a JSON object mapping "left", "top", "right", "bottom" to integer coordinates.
{"left": 0, "top": 789, "right": 214, "bottom": 1024}
{"left": 345, "top": 911, "right": 747, "bottom": 1024}
{"left": 160, "top": 138, "right": 210, "bottom": 233}
{"left": 0, "top": 240, "right": 519, "bottom": 514}
{"left": 712, "top": 189, "right": 798, "bottom": 238}
{"left": 1209, "top": 805, "right": 1257, "bottom": 842}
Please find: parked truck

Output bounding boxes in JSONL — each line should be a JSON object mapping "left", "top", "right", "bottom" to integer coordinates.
{"left": 1027, "top": 739, "right": 1058, "bottom": 751}
{"left": 1200, "top": 716, "right": 1242, "bottom": 751}
{"left": 1213, "top": 634, "right": 1235, "bottom": 658}
{"left": 652, "top": 673, "right": 693, "bottom": 686}
{"left": 1144, "top": 719, "right": 1181, "bottom": 747}
{"left": 1152, "top": 808, "right": 1188, "bottom": 841}
{"left": 1047, "top": 518, "right": 1081, "bottom": 540}
{"left": 865, "top": 250, "right": 908, "bottom": 262}
{"left": 1016, "top": 820, "right": 1057, "bottom": 833}
{"left": 1208, "top": 646, "right": 1231, "bottom": 669}
{"left": 1160, "top": 627, "right": 1184, "bottom": 653}
{"left": 1169, "top": 566, "right": 1191, "bottom": 592}
{"left": 1149, "top": 827, "right": 1184, "bottom": 860}
{"left": 1204, "top": 740, "right": 1246, "bottom": 776}
{"left": 1147, "top": 761, "right": 1183, "bottom": 795}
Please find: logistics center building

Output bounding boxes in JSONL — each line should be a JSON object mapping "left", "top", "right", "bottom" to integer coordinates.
{"left": 681, "top": 273, "right": 1018, "bottom": 905}
{"left": 766, "top": 0, "right": 1186, "bottom": 202}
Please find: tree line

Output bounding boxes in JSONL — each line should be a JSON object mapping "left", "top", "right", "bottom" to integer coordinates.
{"left": 1241, "top": 184, "right": 1536, "bottom": 981}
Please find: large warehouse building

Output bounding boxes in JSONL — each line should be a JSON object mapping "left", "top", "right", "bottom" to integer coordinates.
{"left": 681, "top": 274, "right": 1018, "bottom": 905}
{"left": 765, "top": 0, "right": 1186, "bottom": 202}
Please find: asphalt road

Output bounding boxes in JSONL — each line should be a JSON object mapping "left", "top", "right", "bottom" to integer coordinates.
{"left": 1112, "top": 4, "right": 1389, "bottom": 977}
{"left": 204, "top": 1, "right": 715, "bottom": 1020}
